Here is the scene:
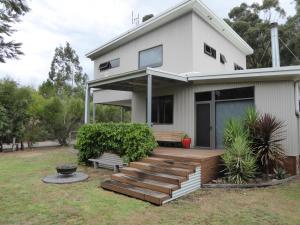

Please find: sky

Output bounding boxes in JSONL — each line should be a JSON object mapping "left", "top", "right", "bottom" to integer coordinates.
{"left": 0, "top": 0, "right": 297, "bottom": 88}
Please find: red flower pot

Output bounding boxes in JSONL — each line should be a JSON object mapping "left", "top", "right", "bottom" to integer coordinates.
{"left": 182, "top": 138, "right": 191, "bottom": 149}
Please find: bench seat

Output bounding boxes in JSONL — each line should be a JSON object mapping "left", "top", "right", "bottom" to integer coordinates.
{"left": 89, "top": 153, "right": 127, "bottom": 171}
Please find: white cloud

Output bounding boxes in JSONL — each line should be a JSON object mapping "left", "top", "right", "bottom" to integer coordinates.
{"left": 0, "top": 0, "right": 296, "bottom": 88}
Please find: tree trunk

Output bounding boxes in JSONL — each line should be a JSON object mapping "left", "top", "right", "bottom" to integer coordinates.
{"left": 21, "top": 141, "right": 24, "bottom": 150}
{"left": 0, "top": 142, "right": 2, "bottom": 152}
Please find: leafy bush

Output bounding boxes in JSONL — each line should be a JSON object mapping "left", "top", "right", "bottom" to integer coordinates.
{"left": 223, "top": 118, "right": 248, "bottom": 148}
{"left": 251, "top": 114, "right": 286, "bottom": 176}
{"left": 75, "top": 123, "right": 157, "bottom": 164}
{"left": 222, "top": 135, "right": 257, "bottom": 184}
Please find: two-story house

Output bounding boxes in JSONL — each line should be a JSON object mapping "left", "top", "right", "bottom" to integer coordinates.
{"left": 85, "top": 0, "right": 300, "bottom": 175}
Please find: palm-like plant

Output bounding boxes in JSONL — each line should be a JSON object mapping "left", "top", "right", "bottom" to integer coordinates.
{"left": 251, "top": 114, "right": 286, "bottom": 177}
{"left": 222, "top": 135, "right": 257, "bottom": 184}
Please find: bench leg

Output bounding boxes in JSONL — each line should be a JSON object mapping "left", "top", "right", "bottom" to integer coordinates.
{"left": 93, "top": 162, "right": 98, "bottom": 169}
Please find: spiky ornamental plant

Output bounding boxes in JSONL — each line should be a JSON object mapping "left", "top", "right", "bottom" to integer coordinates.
{"left": 222, "top": 135, "right": 257, "bottom": 184}
{"left": 223, "top": 118, "right": 248, "bottom": 148}
{"left": 251, "top": 113, "right": 286, "bottom": 177}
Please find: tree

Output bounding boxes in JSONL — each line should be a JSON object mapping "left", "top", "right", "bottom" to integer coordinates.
{"left": 40, "top": 97, "right": 84, "bottom": 146}
{"left": 225, "top": 0, "right": 286, "bottom": 68}
{"left": 279, "top": 0, "right": 300, "bottom": 66}
{"left": 0, "top": 78, "right": 32, "bottom": 149}
{"left": 42, "top": 42, "right": 88, "bottom": 98}
{"left": 0, "top": 0, "right": 30, "bottom": 63}
{"left": 23, "top": 90, "right": 49, "bottom": 148}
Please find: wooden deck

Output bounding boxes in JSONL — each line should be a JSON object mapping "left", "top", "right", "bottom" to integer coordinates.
{"left": 153, "top": 147, "right": 224, "bottom": 184}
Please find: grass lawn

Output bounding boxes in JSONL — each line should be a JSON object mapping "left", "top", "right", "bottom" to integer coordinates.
{"left": 0, "top": 147, "right": 300, "bottom": 225}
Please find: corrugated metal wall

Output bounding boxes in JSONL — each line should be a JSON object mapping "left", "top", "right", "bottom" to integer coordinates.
{"left": 131, "top": 81, "right": 300, "bottom": 156}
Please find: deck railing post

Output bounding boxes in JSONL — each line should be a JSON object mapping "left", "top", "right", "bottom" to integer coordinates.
{"left": 147, "top": 74, "right": 152, "bottom": 127}
{"left": 84, "top": 85, "right": 90, "bottom": 124}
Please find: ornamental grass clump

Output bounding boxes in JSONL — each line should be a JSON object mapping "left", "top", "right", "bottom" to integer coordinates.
{"left": 222, "top": 119, "right": 256, "bottom": 184}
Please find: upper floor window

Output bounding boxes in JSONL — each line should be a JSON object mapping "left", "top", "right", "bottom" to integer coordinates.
{"left": 99, "top": 58, "right": 120, "bottom": 72}
{"left": 139, "top": 45, "right": 163, "bottom": 69}
{"left": 220, "top": 54, "right": 227, "bottom": 64}
{"left": 204, "top": 43, "right": 216, "bottom": 59}
{"left": 234, "top": 63, "right": 244, "bottom": 70}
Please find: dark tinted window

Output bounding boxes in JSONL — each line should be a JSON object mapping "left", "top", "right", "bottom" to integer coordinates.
{"left": 195, "top": 92, "right": 211, "bottom": 102}
{"left": 99, "top": 58, "right": 120, "bottom": 72}
{"left": 234, "top": 63, "right": 244, "bottom": 70}
{"left": 152, "top": 95, "right": 173, "bottom": 124}
{"left": 204, "top": 43, "right": 216, "bottom": 59}
{"left": 215, "top": 87, "right": 254, "bottom": 101}
{"left": 139, "top": 45, "right": 163, "bottom": 69}
{"left": 220, "top": 54, "right": 227, "bottom": 64}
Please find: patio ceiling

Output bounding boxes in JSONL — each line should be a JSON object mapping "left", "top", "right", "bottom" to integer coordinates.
{"left": 88, "top": 68, "right": 189, "bottom": 92}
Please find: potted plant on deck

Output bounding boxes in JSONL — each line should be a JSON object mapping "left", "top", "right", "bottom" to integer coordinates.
{"left": 181, "top": 134, "right": 191, "bottom": 149}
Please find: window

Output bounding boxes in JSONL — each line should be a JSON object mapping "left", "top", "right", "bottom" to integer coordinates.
{"left": 99, "top": 58, "right": 120, "bottom": 72}
{"left": 195, "top": 92, "right": 211, "bottom": 102}
{"left": 151, "top": 95, "right": 173, "bottom": 124}
{"left": 139, "top": 45, "right": 163, "bottom": 69}
{"left": 204, "top": 43, "right": 216, "bottom": 59}
{"left": 220, "top": 54, "right": 227, "bottom": 64}
{"left": 234, "top": 63, "right": 244, "bottom": 70}
{"left": 215, "top": 87, "right": 254, "bottom": 101}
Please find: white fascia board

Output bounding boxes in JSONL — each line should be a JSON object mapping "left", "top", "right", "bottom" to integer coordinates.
{"left": 187, "top": 66, "right": 300, "bottom": 82}
{"left": 86, "top": 0, "right": 253, "bottom": 59}
{"left": 88, "top": 69, "right": 146, "bottom": 88}
{"left": 146, "top": 68, "right": 188, "bottom": 82}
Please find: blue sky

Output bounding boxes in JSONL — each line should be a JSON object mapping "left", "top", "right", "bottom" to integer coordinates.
{"left": 0, "top": 0, "right": 296, "bottom": 87}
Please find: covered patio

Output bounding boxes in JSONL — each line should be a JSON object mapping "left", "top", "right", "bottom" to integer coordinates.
{"left": 84, "top": 68, "right": 189, "bottom": 126}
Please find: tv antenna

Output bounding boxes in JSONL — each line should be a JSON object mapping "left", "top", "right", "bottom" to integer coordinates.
{"left": 132, "top": 11, "right": 140, "bottom": 26}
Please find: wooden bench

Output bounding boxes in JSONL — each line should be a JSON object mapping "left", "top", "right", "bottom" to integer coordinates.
{"left": 89, "top": 153, "right": 127, "bottom": 171}
{"left": 154, "top": 131, "right": 184, "bottom": 146}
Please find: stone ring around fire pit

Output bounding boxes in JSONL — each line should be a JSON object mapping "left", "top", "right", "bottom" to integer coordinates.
{"left": 42, "top": 164, "right": 88, "bottom": 184}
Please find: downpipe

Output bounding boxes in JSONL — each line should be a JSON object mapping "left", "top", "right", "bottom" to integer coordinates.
{"left": 295, "top": 81, "right": 300, "bottom": 117}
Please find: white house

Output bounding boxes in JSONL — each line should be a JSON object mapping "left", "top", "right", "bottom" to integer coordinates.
{"left": 85, "top": 0, "right": 300, "bottom": 175}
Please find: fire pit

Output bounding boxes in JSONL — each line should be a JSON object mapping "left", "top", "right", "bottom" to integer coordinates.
{"left": 42, "top": 164, "right": 88, "bottom": 184}
{"left": 56, "top": 164, "right": 77, "bottom": 176}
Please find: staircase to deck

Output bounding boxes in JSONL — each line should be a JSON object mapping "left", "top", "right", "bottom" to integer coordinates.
{"left": 101, "top": 156, "right": 201, "bottom": 205}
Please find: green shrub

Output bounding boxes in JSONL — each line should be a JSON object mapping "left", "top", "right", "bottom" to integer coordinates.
{"left": 223, "top": 118, "right": 248, "bottom": 148}
{"left": 75, "top": 123, "right": 157, "bottom": 164}
{"left": 222, "top": 136, "right": 257, "bottom": 184}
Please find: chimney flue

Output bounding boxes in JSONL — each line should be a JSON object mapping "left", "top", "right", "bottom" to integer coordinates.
{"left": 271, "top": 22, "right": 280, "bottom": 67}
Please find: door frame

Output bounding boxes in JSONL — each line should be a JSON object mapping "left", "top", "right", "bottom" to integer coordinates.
{"left": 194, "top": 98, "right": 216, "bottom": 149}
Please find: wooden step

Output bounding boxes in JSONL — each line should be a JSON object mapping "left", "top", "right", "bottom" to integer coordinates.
{"left": 111, "top": 173, "right": 179, "bottom": 194}
{"left": 151, "top": 153, "right": 202, "bottom": 163}
{"left": 130, "top": 162, "right": 192, "bottom": 177}
{"left": 101, "top": 180, "right": 170, "bottom": 205}
{"left": 142, "top": 157, "right": 200, "bottom": 171}
{"left": 120, "top": 167, "right": 186, "bottom": 185}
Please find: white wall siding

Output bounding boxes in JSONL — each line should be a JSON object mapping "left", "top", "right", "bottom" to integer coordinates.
{"left": 131, "top": 81, "right": 299, "bottom": 156}
{"left": 93, "top": 13, "right": 193, "bottom": 79}
{"left": 192, "top": 13, "right": 246, "bottom": 72}
{"left": 255, "top": 81, "right": 299, "bottom": 156}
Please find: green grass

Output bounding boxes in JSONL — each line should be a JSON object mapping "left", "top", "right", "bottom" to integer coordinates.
{"left": 0, "top": 147, "right": 300, "bottom": 225}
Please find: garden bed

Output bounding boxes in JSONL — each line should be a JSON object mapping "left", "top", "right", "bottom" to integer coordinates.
{"left": 203, "top": 175, "right": 298, "bottom": 189}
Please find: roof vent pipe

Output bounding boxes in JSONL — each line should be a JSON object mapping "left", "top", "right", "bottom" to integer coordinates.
{"left": 271, "top": 22, "right": 280, "bottom": 67}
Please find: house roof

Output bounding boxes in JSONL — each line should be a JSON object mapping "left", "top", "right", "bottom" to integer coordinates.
{"left": 86, "top": 0, "right": 254, "bottom": 60}
{"left": 88, "top": 66, "right": 300, "bottom": 91}
{"left": 186, "top": 65, "right": 300, "bottom": 83}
